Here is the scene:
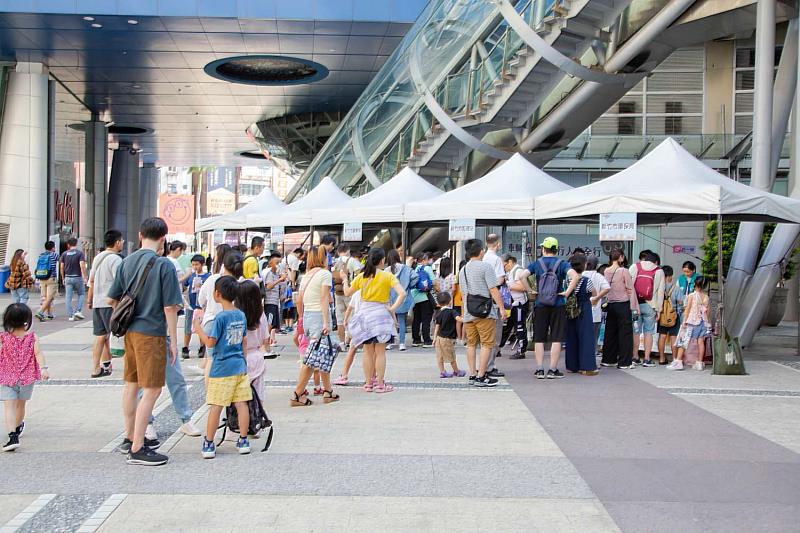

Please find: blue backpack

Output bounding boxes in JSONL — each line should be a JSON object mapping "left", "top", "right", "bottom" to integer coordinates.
{"left": 415, "top": 266, "right": 432, "bottom": 292}
{"left": 35, "top": 252, "right": 52, "bottom": 280}
{"left": 536, "top": 258, "right": 563, "bottom": 307}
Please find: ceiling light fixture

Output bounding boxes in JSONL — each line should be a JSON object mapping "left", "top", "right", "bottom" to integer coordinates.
{"left": 91, "top": 23, "right": 102, "bottom": 28}
{"left": 83, "top": 16, "right": 94, "bottom": 21}
{"left": 127, "top": 19, "right": 139, "bottom": 25}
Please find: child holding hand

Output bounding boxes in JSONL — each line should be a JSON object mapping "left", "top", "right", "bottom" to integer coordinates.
{"left": 433, "top": 293, "right": 465, "bottom": 378}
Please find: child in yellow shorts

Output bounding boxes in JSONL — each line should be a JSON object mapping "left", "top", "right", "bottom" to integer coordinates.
{"left": 194, "top": 276, "right": 251, "bottom": 459}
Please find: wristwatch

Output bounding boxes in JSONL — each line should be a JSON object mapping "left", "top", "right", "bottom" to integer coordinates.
{"left": 41, "top": 366, "right": 49, "bottom": 369}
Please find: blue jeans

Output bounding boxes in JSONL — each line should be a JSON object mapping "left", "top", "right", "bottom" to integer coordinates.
{"left": 145, "top": 338, "right": 193, "bottom": 424}
{"left": 396, "top": 313, "right": 408, "bottom": 345}
{"left": 64, "top": 276, "right": 85, "bottom": 316}
{"left": 11, "top": 287, "right": 29, "bottom": 304}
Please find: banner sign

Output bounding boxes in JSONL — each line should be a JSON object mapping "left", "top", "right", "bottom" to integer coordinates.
{"left": 343, "top": 222, "right": 363, "bottom": 242}
{"left": 448, "top": 218, "right": 476, "bottom": 241}
{"left": 158, "top": 194, "right": 195, "bottom": 235}
{"left": 270, "top": 226, "right": 285, "bottom": 242}
{"left": 600, "top": 213, "right": 637, "bottom": 241}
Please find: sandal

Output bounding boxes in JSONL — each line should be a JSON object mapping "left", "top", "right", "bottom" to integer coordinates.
{"left": 374, "top": 382, "right": 395, "bottom": 394}
{"left": 333, "top": 375, "right": 348, "bottom": 386}
{"left": 363, "top": 382, "right": 373, "bottom": 392}
{"left": 290, "top": 390, "right": 313, "bottom": 407}
{"left": 313, "top": 386, "right": 324, "bottom": 396}
{"left": 323, "top": 390, "right": 340, "bottom": 404}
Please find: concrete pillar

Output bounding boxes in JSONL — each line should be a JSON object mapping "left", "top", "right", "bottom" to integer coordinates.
{"left": 84, "top": 118, "right": 108, "bottom": 250}
{"left": 139, "top": 163, "right": 158, "bottom": 221}
{"left": 0, "top": 62, "right": 49, "bottom": 265}
{"left": 108, "top": 144, "right": 140, "bottom": 254}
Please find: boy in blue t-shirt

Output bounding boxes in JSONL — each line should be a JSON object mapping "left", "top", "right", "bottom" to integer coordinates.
{"left": 182, "top": 255, "right": 211, "bottom": 359}
{"left": 194, "top": 276, "right": 252, "bottom": 459}
{"left": 282, "top": 285, "right": 296, "bottom": 332}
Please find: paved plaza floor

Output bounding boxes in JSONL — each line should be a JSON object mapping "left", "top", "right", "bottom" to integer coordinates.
{"left": 1, "top": 295, "right": 799, "bottom": 532}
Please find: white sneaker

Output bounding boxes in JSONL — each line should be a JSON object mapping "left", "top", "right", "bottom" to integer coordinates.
{"left": 145, "top": 423, "right": 158, "bottom": 440}
{"left": 386, "top": 344, "right": 394, "bottom": 351}
{"left": 668, "top": 360, "right": 684, "bottom": 371}
{"left": 399, "top": 343, "right": 407, "bottom": 351}
{"left": 68, "top": 316, "right": 76, "bottom": 322}
{"left": 180, "top": 421, "right": 202, "bottom": 437}
{"left": 692, "top": 361, "right": 704, "bottom": 371}
{"left": 74, "top": 312, "right": 85, "bottom": 320}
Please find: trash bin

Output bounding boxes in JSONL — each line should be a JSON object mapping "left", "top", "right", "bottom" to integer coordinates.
{"left": 0, "top": 265, "right": 9, "bottom": 294}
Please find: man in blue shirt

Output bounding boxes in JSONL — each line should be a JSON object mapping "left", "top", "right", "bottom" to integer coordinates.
{"left": 523, "top": 237, "right": 579, "bottom": 380}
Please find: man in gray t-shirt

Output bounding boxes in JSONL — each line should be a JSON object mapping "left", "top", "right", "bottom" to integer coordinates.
{"left": 458, "top": 239, "right": 505, "bottom": 387}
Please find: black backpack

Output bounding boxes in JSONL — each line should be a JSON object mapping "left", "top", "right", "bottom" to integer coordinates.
{"left": 217, "top": 383, "right": 274, "bottom": 452}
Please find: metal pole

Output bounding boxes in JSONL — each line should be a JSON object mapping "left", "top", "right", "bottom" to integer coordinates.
{"left": 310, "top": 225, "right": 315, "bottom": 246}
{"left": 401, "top": 221, "right": 409, "bottom": 259}
{"left": 717, "top": 214, "right": 724, "bottom": 334}
{"left": 532, "top": 220, "right": 538, "bottom": 259}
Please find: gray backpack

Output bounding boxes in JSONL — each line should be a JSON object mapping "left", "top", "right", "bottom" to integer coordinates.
{"left": 537, "top": 258, "right": 562, "bottom": 307}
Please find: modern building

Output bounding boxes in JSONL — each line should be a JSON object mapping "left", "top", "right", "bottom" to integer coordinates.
{"left": 0, "top": 0, "right": 427, "bottom": 260}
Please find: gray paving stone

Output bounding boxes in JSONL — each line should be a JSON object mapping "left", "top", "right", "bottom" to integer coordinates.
{"left": 17, "top": 494, "right": 108, "bottom": 533}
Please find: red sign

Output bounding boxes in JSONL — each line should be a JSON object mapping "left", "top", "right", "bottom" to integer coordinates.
{"left": 54, "top": 190, "right": 75, "bottom": 232}
{"left": 158, "top": 194, "right": 195, "bottom": 235}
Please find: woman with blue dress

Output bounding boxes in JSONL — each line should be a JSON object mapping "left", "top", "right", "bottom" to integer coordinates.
{"left": 565, "top": 254, "right": 599, "bottom": 375}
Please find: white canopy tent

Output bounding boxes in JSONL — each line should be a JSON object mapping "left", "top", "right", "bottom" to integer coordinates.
{"left": 246, "top": 176, "right": 352, "bottom": 229}
{"left": 534, "top": 138, "right": 800, "bottom": 224}
{"left": 195, "top": 186, "right": 285, "bottom": 231}
{"left": 403, "top": 153, "right": 572, "bottom": 222}
{"left": 312, "top": 167, "right": 445, "bottom": 225}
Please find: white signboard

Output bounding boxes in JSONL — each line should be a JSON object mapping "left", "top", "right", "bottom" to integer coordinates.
{"left": 343, "top": 222, "right": 363, "bottom": 242}
{"left": 213, "top": 228, "right": 224, "bottom": 246}
{"left": 449, "top": 218, "right": 476, "bottom": 241}
{"left": 270, "top": 226, "right": 285, "bottom": 242}
{"left": 600, "top": 213, "right": 637, "bottom": 241}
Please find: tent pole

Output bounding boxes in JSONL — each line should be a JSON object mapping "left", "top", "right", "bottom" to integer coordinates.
{"left": 532, "top": 220, "right": 538, "bottom": 259}
{"left": 310, "top": 225, "right": 315, "bottom": 246}
{"left": 717, "top": 214, "right": 724, "bottom": 335}
{"left": 401, "top": 221, "right": 408, "bottom": 260}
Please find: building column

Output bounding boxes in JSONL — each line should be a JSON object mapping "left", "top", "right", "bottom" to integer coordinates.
{"left": 139, "top": 163, "right": 158, "bottom": 221}
{"left": 108, "top": 143, "right": 140, "bottom": 254}
{"left": 0, "top": 62, "right": 49, "bottom": 265}
{"left": 83, "top": 117, "right": 108, "bottom": 251}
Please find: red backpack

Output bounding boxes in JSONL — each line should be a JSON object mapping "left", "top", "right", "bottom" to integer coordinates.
{"left": 633, "top": 262, "right": 659, "bottom": 302}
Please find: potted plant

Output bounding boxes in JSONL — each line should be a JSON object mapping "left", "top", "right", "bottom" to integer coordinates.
{"left": 701, "top": 222, "right": 799, "bottom": 326}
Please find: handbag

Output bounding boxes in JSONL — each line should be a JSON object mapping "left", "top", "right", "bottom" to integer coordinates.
{"left": 712, "top": 327, "right": 747, "bottom": 375}
{"left": 109, "top": 256, "right": 157, "bottom": 337}
{"left": 463, "top": 262, "right": 492, "bottom": 318}
{"left": 302, "top": 334, "right": 339, "bottom": 373}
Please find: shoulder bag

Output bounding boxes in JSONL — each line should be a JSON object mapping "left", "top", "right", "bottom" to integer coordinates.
{"left": 463, "top": 262, "right": 492, "bottom": 318}
{"left": 109, "top": 256, "right": 157, "bottom": 337}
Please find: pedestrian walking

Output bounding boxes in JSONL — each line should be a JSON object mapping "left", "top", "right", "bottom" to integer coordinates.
{"left": 5, "top": 250, "right": 34, "bottom": 304}
{"left": 59, "top": 238, "right": 87, "bottom": 321}
{"left": 107, "top": 217, "right": 183, "bottom": 466}
{"left": 1, "top": 304, "right": 49, "bottom": 452}
{"left": 87, "top": 230, "right": 124, "bottom": 378}
{"left": 34, "top": 241, "right": 60, "bottom": 321}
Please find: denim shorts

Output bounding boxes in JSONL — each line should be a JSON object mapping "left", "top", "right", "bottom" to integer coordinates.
{"left": 303, "top": 311, "right": 324, "bottom": 339}
{"left": 635, "top": 302, "right": 657, "bottom": 335}
{"left": 689, "top": 320, "right": 708, "bottom": 339}
{"left": 1, "top": 383, "right": 34, "bottom": 400}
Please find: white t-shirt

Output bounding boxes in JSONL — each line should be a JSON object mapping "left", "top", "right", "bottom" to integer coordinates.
{"left": 89, "top": 251, "right": 123, "bottom": 309}
{"left": 287, "top": 254, "right": 300, "bottom": 272}
{"left": 483, "top": 249, "right": 505, "bottom": 284}
{"left": 168, "top": 256, "right": 181, "bottom": 274}
{"left": 299, "top": 268, "right": 332, "bottom": 312}
{"left": 198, "top": 273, "right": 223, "bottom": 326}
{"left": 508, "top": 265, "right": 527, "bottom": 305}
{"left": 583, "top": 270, "right": 610, "bottom": 323}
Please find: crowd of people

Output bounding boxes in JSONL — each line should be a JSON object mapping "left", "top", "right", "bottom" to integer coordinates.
{"left": 1, "top": 218, "right": 712, "bottom": 458}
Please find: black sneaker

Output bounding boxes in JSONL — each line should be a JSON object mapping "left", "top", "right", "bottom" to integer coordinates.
{"left": 487, "top": 368, "right": 505, "bottom": 378}
{"left": 659, "top": 361, "right": 669, "bottom": 366}
{"left": 509, "top": 353, "right": 526, "bottom": 360}
{"left": 15, "top": 421, "right": 24, "bottom": 436}
{"left": 119, "top": 438, "right": 132, "bottom": 454}
{"left": 641, "top": 359, "right": 656, "bottom": 367}
{"left": 474, "top": 375, "right": 499, "bottom": 387}
{"left": 422, "top": 343, "right": 433, "bottom": 349}
{"left": 632, "top": 359, "right": 642, "bottom": 366}
{"left": 198, "top": 346, "right": 206, "bottom": 359}
{"left": 181, "top": 347, "right": 190, "bottom": 359}
{"left": 534, "top": 369, "right": 546, "bottom": 379}
{"left": 546, "top": 369, "right": 565, "bottom": 379}
{"left": 468, "top": 375, "right": 477, "bottom": 385}
{"left": 3, "top": 432, "right": 20, "bottom": 452}
{"left": 119, "top": 437, "right": 161, "bottom": 453}
{"left": 127, "top": 446, "right": 168, "bottom": 466}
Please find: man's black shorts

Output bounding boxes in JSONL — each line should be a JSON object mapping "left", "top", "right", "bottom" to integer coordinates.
{"left": 533, "top": 305, "right": 566, "bottom": 343}
{"left": 93, "top": 307, "right": 113, "bottom": 336}
{"left": 264, "top": 304, "right": 281, "bottom": 329}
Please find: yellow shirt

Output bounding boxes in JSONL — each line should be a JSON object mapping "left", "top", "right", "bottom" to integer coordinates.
{"left": 243, "top": 255, "right": 260, "bottom": 280}
{"left": 350, "top": 270, "right": 398, "bottom": 303}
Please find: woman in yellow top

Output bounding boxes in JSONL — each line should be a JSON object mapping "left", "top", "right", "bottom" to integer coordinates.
{"left": 343, "top": 248, "right": 406, "bottom": 394}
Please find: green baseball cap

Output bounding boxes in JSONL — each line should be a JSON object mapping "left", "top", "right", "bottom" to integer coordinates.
{"left": 540, "top": 236, "right": 559, "bottom": 249}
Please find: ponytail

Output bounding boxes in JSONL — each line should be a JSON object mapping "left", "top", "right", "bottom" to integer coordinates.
{"left": 363, "top": 247, "right": 385, "bottom": 278}
{"left": 223, "top": 250, "right": 244, "bottom": 279}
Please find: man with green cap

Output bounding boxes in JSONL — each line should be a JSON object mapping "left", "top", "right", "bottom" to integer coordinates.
{"left": 522, "top": 237, "right": 580, "bottom": 379}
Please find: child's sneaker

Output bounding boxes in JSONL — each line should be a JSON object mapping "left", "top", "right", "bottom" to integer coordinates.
{"left": 667, "top": 360, "right": 684, "bottom": 371}
{"left": 15, "top": 421, "right": 24, "bottom": 436}
{"left": 399, "top": 343, "right": 407, "bottom": 351}
{"left": 440, "top": 371, "right": 454, "bottom": 378}
{"left": 236, "top": 436, "right": 251, "bottom": 455}
{"left": 201, "top": 439, "right": 216, "bottom": 459}
{"left": 453, "top": 370, "right": 466, "bottom": 377}
{"left": 692, "top": 361, "right": 704, "bottom": 371}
